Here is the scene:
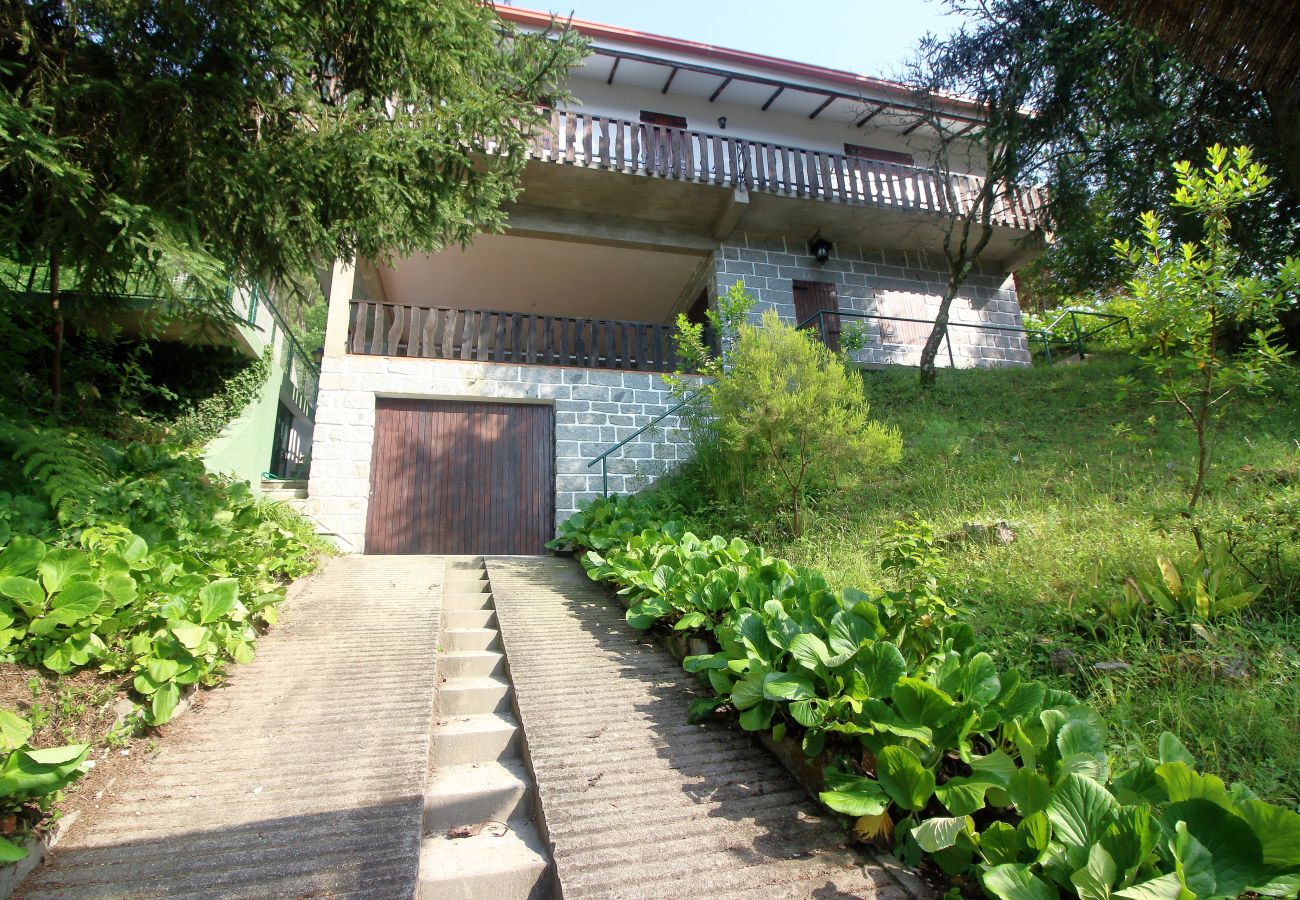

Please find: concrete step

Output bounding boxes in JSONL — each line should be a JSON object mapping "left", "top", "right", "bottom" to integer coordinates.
{"left": 418, "top": 817, "right": 551, "bottom": 900}
{"left": 444, "top": 577, "right": 491, "bottom": 593}
{"left": 439, "top": 650, "right": 504, "bottom": 679}
{"left": 424, "top": 759, "right": 532, "bottom": 834}
{"left": 444, "top": 608, "right": 497, "bottom": 629}
{"left": 444, "top": 627, "right": 501, "bottom": 653}
{"left": 431, "top": 713, "right": 520, "bottom": 766}
{"left": 443, "top": 557, "right": 486, "bottom": 571}
{"left": 262, "top": 487, "right": 308, "bottom": 501}
{"left": 444, "top": 592, "right": 495, "bottom": 611}
{"left": 437, "top": 676, "right": 512, "bottom": 716}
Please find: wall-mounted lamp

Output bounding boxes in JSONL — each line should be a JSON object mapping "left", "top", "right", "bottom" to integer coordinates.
{"left": 807, "top": 232, "right": 833, "bottom": 265}
{"left": 717, "top": 116, "right": 727, "bottom": 130}
{"left": 311, "top": 346, "right": 324, "bottom": 368}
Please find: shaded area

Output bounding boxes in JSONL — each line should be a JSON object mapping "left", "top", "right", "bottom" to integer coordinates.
{"left": 21, "top": 555, "right": 445, "bottom": 899}
{"left": 488, "top": 556, "right": 925, "bottom": 899}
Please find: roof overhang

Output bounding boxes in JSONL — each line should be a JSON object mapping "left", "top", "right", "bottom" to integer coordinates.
{"left": 495, "top": 4, "right": 988, "bottom": 136}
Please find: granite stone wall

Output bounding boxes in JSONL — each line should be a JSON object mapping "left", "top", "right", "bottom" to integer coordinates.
{"left": 303, "top": 354, "right": 694, "bottom": 552}
{"left": 712, "top": 232, "right": 1031, "bottom": 368}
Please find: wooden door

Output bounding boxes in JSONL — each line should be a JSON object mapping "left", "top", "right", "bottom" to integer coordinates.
{"left": 792, "top": 280, "right": 841, "bottom": 351}
{"left": 364, "top": 399, "right": 554, "bottom": 555}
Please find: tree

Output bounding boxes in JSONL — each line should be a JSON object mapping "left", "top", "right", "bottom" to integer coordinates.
{"left": 0, "top": 1, "right": 586, "bottom": 412}
{"left": 1114, "top": 145, "right": 1296, "bottom": 514}
{"left": 902, "top": 0, "right": 1058, "bottom": 387}
{"left": 705, "top": 309, "right": 902, "bottom": 536}
{"left": 930, "top": 0, "right": 1300, "bottom": 310}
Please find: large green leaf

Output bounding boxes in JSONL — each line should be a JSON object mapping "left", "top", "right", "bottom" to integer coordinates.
{"left": 935, "top": 776, "right": 991, "bottom": 817}
{"left": 1009, "top": 767, "right": 1052, "bottom": 816}
{"left": 854, "top": 641, "right": 906, "bottom": 698}
{"left": 877, "top": 744, "right": 936, "bottom": 812}
{"left": 913, "top": 816, "right": 969, "bottom": 852}
{"left": 1113, "top": 874, "right": 1185, "bottom": 900}
{"left": 1071, "top": 843, "right": 1118, "bottom": 900}
{"left": 961, "top": 651, "right": 1001, "bottom": 705}
{"left": 0, "top": 708, "right": 32, "bottom": 752}
{"left": 738, "top": 700, "right": 774, "bottom": 732}
{"left": 37, "top": 549, "right": 91, "bottom": 594}
{"left": 170, "top": 621, "right": 209, "bottom": 651}
{"left": 1155, "top": 761, "right": 1230, "bottom": 806}
{"left": 1236, "top": 799, "right": 1300, "bottom": 868}
{"left": 980, "top": 821, "right": 1024, "bottom": 866}
{"left": 970, "top": 750, "right": 1017, "bottom": 789}
{"left": 762, "top": 672, "right": 816, "bottom": 701}
{"left": 982, "top": 863, "right": 1059, "bottom": 900}
{"left": 0, "top": 743, "right": 89, "bottom": 799}
{"left": 149, "top": 682, "right": 181, "bottom": 725}
{"left": 0, "top": 576, "right": 45, "bottom": 619}
{"left": 0, "top": 836, "right": 27, "bottom": 863}
{"left": 789, "top": 633, "right": 831, "bottom": 672}
{"left": 729, "top": 672, "right": 767, "bottom": 711}
{"left": 0, "top": 537, "right": 45, "bottom": 577}
{"left": 1165, "top": 798, "right": 1267, "bottom": 898}
{"left": 819, "top": 773, "right": 889, "bottom": 816}
{"left": 1157, "top": 732, "right": 1196, "bottom": 767}
{"left": 789, "top": 698, "right": 826, "bottom": 727}
{"left": 45, "top": 581, "right": 105, "bottom": 627}
{"left": 892, "top": 677, "right": 957, "bottom": 728}
{"left": 827, "top": 609, "right": 875, "bottom": 662}
{"left": 197, "top": 579, "right": 239, "bottom": 624}
{"left": 1047, "top": 773, "right": 1118, "bottom": 850}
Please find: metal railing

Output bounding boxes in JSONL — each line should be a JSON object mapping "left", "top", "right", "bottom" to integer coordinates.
{"left": 796, "top": 307, "right": 1130, "bottom": 366}
{"left": 588, "top": 389, "right": 704, "bottom": 497}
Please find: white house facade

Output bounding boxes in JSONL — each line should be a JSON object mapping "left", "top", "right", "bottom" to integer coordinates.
{"left": 303, "top": 6, "right": 1044, "bottom": 554}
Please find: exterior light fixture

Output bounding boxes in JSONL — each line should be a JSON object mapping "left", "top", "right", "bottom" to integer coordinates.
{"left": 311, "top": 346, "right": 324, "bottom": 368}
{"left": 808, "top": 232, "right": 833, "bottom": 264}
{"left": 717, "top": 116, "right": 727, "bottom": 130}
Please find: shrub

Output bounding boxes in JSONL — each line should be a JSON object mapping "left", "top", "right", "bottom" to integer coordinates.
{"left": 553, "top": 495, "right": 1300, "bottom": 900}
{"left": 0, "top": 421, "right": 327, "bottom": 724}
{"left": 700, "top": 310, "right": 902, "bottom": 535}
{"left": 1113, "top": 145, "right": 1297, "bottom": 512}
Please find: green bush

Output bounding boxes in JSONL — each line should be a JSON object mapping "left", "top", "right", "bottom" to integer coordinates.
{"left": 687, "top": 309, "right": 902, "bottom": 535}
{"left": 553, "top": 494, "right": 1300, "bottom": 900}
{"left": 0, "top": 421, "right": 326, "bottom": 725}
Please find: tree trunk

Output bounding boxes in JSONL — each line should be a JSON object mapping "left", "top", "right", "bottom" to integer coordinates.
{"left": 918, "top": 288, "right": 957, "bottom": 388}
{"left": 790, "top": 487, "right": 801, "bottom": 537}
{"left": 49, "top": 250, "right": 63, "bottom": 416}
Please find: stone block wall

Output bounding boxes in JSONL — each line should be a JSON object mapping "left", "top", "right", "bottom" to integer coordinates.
{"left": 712, "top": 232, "right": 1031, "bottom": 368}
{"left": 304, "top": 354, "right": 695, "bottom": 551}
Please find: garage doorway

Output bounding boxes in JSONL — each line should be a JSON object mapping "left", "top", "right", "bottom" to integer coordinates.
{"left": 365, "top": 399, "right": 554, "bottom": 555}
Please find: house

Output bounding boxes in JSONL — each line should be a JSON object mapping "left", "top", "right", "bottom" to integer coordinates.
{"left": 303, "top": 6, "right": 1045, "bottom": 556}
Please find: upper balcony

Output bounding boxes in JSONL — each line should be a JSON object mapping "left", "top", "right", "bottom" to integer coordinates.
{"left": 506, "top": 109, "right": 1046, "bottom": 267}
{"left": 527, "top": 110, "right": 1045, "bottom": 231}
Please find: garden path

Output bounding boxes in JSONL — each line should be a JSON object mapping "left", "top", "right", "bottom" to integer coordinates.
{"left": 20, "top": 555, "right": 445, "bottom": 899}
{"left": 487, "top": 555, "right": 927, "bottom": 899}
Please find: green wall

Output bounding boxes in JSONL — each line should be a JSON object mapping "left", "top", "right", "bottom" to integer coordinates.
{"left": 202, "top": 335, "right": 285, "bottom": 487}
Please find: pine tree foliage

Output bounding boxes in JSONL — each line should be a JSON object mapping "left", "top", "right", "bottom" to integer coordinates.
{"left": 0, "top": 420, "right": 107, "bottom": 524}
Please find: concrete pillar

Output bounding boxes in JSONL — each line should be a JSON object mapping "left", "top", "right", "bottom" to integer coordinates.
{"left": 322, "top": 259, "right": 356, "bottom": 358}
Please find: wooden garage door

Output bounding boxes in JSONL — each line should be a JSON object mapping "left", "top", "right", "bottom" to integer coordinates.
{"left": 364, "top": 399, "right": 554, "bottom": 555}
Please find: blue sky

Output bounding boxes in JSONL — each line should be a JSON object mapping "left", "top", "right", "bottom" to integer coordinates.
{"left": 512, "top": 1, "right": 967, "bottom": 79}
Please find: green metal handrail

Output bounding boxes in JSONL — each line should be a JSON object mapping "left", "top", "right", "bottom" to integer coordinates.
{"left": 587, "top": 388, "right": 704, "bottom": 497}
{"left": 795, "top": 307, "right": 1130, "bottom": 366}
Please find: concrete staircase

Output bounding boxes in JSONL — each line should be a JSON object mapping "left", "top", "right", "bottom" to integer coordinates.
{"left": 419, "top": 558, "right": 552, "bottom": 899}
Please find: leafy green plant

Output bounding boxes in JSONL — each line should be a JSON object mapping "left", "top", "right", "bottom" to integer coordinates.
{"left": 697, "top": 309, "right": 902, "bottom": 535}
{"left": 1113, "top": 145, "right": 1297, "bottom": 512}
{"left": 0, "top": 708, "right": 88, "bottom": 862}
{"left": 1121, "top": 539, "right": 1262, "bottom": 626}
{"left": 0, "top": 420, "right": 326, "bottom": 725}
{"left": 556, "top": 495, "right": 1300, "bottom": 899}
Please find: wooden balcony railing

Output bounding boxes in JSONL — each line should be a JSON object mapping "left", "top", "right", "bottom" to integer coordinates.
{"left": 347, "top": 300, "right": 708, "bottom": 373}
{"left": 527, "top": 110, "right": 1047, "bottom": 231}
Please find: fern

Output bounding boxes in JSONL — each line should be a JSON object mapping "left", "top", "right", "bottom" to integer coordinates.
{"left": 0, "top": 420, "right": 109, "bottom": 525}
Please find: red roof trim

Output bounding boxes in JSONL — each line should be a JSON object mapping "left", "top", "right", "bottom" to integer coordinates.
{"left": 494, "top": 4, "right": 981, "bottom": 115}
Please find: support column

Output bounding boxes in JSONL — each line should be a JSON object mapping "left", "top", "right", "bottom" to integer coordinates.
{"left": 322, "top": 259, "right": 356, "bottom": 358}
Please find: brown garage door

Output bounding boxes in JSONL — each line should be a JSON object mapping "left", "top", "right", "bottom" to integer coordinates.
{"left": 364, "top": 399, "right": 555, "bottom": 555}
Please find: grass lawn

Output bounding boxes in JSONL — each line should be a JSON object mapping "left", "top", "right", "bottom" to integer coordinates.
{"left": 684, "top": 352, "right": 1300, "bottom": 805}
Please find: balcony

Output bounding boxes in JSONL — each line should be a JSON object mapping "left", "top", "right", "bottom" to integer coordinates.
{"left": 346, "top": 300, "right": 710, "bottom": 374}
{"left": 525, "top": 111, "right": 1046, "bottom": 233}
